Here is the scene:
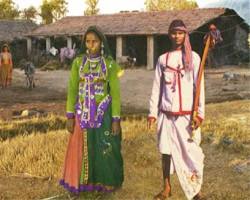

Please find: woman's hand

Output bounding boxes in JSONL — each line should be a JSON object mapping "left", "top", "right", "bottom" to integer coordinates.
{"left": 66, "top": 118, "right": 75, "bottom": 133}
{"left": 112, "top": 121, "right": 121, "bottom": 136}
{"left": 147, "top": 117, "right": 156, "bottom": 130}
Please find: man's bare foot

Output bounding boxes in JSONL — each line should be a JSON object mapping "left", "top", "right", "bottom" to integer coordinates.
{"left": 193, "top": 192, "right": 206, "bottom": 200}
{"left": 154, "top": 188, "right": 171, "bottom": 200}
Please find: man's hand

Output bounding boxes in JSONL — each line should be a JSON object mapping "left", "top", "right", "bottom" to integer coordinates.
{"left": 112, "top": 121, "right": 121, "bottom": 136}
{"left": 66, "top": 118, "right": 75, "bottom": 133}
{"left": 192, "top": 116, "right": 202, "bottom": 130}
{"left": 147, "top": 117, "right": 156, "bottom": 130}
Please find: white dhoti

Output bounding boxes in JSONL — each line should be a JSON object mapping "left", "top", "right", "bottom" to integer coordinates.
{"left": 149, "top": 51, "right": 205, "bottom": 199}
{"left": 157, "top": 112, "right": 204, "bottom": 200}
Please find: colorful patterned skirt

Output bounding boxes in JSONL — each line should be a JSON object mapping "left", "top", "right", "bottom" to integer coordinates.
{"left": 0, "top": 64, "right": 12, "bottom": 87}
{"left": 60, "top": 105, "right": 124, "bottom": 193}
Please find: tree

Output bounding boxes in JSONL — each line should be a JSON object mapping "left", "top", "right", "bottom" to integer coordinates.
{"left": 0, "top": 0, "right": 20, "bottom": 19}
{"left": 145, "top": 0, "right": 198, "bottom": 11}
{"left": 40, "top": 0, "right": 68, "bottom": 24}
{"left": 21, "top": 6, "right": 38, "bottom": 22}
{"left": 84, "top": 0, "right": 99, "bottom": 16}
{"left": 51, "top": 0, "right": 68, "bottom": 21}
{"left": 40, "top": 0, "right": 54, "bottom": 24}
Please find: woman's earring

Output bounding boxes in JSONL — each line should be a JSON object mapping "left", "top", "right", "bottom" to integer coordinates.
{"left": 86, "top": 49, "right": 89, "bottom": 55}
{"left": 101, "top": 42, "right": 104, "bottom": 56}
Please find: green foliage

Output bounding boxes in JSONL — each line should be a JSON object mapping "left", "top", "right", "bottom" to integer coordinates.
{"left": 21, "top": 6, "right": 38, "bottom": 22}
{"left": 40, "top": 0, "right": 68, "bottom": 24}
{"left": 51, "top": 0, "right": 68, "bottom": 21}
{"left": 40, "top": 0, "right": 54, "bottom": 24}
{"left": 0, "top": 0, "right": 20, "bottom": 19}
{"left": 145, "top": 0, "right": 198, "bottom": 11}
{"left": 84, "top": 0, "right": 99, "bottom": 16}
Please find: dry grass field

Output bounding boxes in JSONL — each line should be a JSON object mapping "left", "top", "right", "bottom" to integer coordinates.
{"left": 0, "top": 100, "right": 249, "bottom": 200}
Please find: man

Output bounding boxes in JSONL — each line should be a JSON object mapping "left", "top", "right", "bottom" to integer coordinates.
{"left": 205, "top": 24, "right": 223, "bottom": 67}
{"left": 148, "top": 19, "right": 205, "bottom": 200}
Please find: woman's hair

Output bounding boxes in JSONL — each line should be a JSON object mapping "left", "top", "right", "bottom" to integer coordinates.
{"left": 1, "top": 44, "right": 10, "bottom": 52}
{"left": 85, "top": 28, "right": 102, "bottom": 41}
{"left": 81, "top": 26, "right": 112, "bottom": 58}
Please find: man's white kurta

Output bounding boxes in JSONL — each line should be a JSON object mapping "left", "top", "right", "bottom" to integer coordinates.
{"left": 149, "top": 50, "right": 205, "bottom": 200}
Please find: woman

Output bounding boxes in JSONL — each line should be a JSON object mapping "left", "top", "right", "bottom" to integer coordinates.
{"left": 60, "top": 26, "right": 124, "bottom": 194}
{"left": 0, "top": 44, "right": 13, "bottom": 88}
{"left": 148, "top": 20, "right": 205, "bottom": 200}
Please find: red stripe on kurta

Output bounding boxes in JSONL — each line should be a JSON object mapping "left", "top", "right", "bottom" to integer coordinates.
{"left": 161, "top": 110, "right": 192, "bottom": 116}
{"left": 177, "top": 72, "right": 183, "bottom": 111}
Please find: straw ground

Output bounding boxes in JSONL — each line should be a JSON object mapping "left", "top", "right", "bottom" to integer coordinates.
{"left": 0, "top": 100, "right": 250, "bottom": 200}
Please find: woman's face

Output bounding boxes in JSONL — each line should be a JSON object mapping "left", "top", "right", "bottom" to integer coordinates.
{"left": 85, "top": 32, "right": 101, "bottom": 55}
{"left": 3, "top": 47, "right": 8, "bottom": 52}
{"left": 169, "top": 30, "right": 185, "bottom": 46}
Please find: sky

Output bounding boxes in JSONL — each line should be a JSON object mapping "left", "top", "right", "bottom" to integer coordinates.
{"left": 13, "top": 0, "right": 145, "bottom": 16}
{"left": 13, "top": 0, "right": 220, "bottom": 16}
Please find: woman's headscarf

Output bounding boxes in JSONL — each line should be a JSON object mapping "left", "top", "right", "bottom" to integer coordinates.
{"left": 168, "top": 20, "right": 193, "bottom": 71}
{"left": 81, "top": 26, "right": 112, "bottom": 58}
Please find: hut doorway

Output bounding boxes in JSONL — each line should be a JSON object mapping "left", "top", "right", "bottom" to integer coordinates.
{"left": 124, "top": 35, "right": 147, "bottom": 66}
{"left": 107, "top": 36, "right": 116, "bottom": 59}
{"left": 155, "top": 35, "right": 172, "bottom": 59}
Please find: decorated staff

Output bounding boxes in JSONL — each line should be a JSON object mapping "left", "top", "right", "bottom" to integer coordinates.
{"left": 189, "top": 24, "right": 223, "bottom": 142}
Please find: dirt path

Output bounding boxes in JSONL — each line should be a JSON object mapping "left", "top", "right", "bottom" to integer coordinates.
{"left": 0, "top": 66, "right": 250, "bottom": 119}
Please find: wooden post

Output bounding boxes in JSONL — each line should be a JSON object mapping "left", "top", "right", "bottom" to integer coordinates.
{"left": 67, "top": 37, "right": 72, "bottom": 49}
{"left": 46, "top": 37, "right": 51, "bottom": 52}
{"left": 147, "top": 35, "right": 154, "bottom": 70}
{"left": 116, "top": 36, "right": 123, "bottom": 59}
{"left": 27, "top": 37, "right": 32, "bottom": 55}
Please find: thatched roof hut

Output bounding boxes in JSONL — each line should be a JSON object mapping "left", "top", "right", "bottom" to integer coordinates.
{"left": 0, "top": 20, "right": 37, "bottom": 42}
{"left": 26, "top": 8, "right": 249, "bottom": 68}
{"left": 27, "top": 8, "right": 227, "bottom": 37}
{"left": 0, "top": 20, "right": 38, "bottom": 65}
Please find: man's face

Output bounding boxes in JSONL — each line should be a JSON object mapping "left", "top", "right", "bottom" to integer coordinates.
{"left": 85, "top": 32, "right": 101, "bottom": 55}
{"left": 170, "top": 30, "right": 185, "bottom": 46}
{"left": 209, "top": 24, "right": 216, "bottom": 32}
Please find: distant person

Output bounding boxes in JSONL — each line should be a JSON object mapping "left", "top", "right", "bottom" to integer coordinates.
{"left": 60, "top": 26, "right": 124, "bottom": 195}
{"left": 0, "top": 44, "right": 13, "bottom": 88}
{"left": 148, "top": 19, "right": 205, "bottom": 200}
{"left": 204, "top": 24, "right": 223, "bottom": 67}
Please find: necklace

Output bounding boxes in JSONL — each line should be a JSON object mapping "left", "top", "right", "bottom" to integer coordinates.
{"left": 87, "top": 55, "right": 101, "bottom": 63}
{"left": 89, "top": 61, "right": 99, "bottom": 69}
{"left": 87, "top": 55, "right": 101, "bottom": 69}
